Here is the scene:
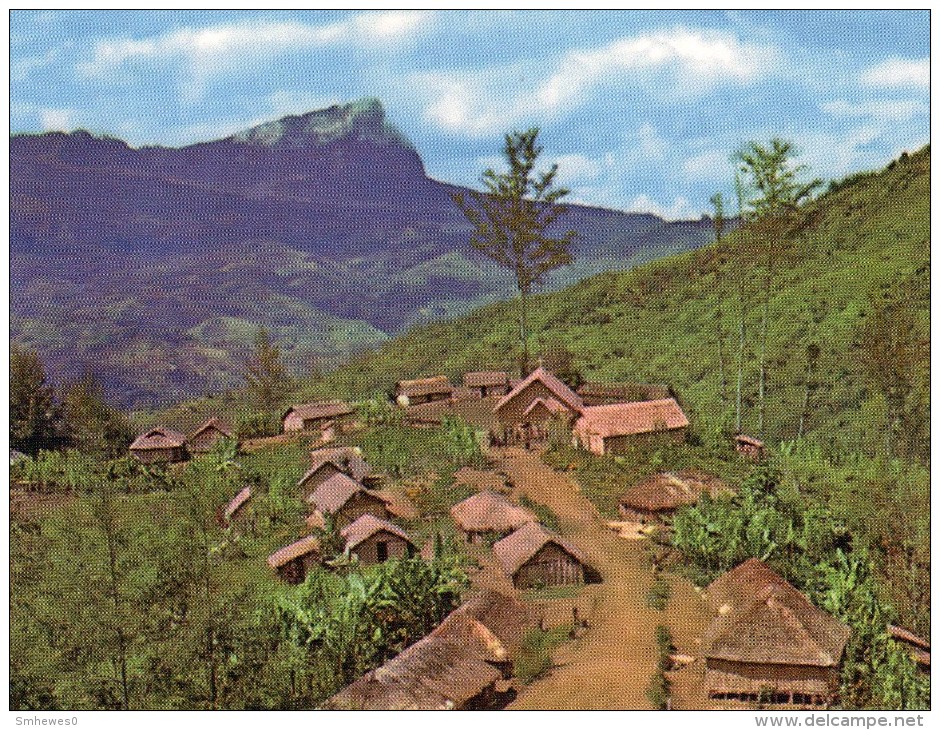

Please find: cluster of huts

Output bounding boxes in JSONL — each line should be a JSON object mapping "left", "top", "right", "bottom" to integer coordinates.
{"left": 265, "top": 446, "right": 416, "bottom": 584}
{"left": 128, "top": 417, "right": 235, "bottom": 463}
{"left": 451, "top": 490, "right": 599, "bottom": 589}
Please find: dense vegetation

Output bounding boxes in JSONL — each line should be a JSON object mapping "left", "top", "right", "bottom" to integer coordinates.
{"left": 10, "top": 430, "right": 476, "bottom": 710}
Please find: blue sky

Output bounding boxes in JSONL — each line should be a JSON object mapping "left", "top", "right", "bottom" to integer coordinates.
{"left": 10, "top": 9, "right": 930, "bottom": 218}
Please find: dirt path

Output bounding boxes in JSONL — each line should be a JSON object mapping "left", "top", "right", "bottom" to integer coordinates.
{"left": 494, "top": 447, "right": 708, "bottom": 710}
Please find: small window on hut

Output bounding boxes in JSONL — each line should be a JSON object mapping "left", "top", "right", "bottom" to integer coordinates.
{"left": 376, "top": 541, "right": 389, "bottom": 563}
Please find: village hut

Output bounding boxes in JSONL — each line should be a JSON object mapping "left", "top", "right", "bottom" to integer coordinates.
{"left": 735, "top": 434, "right": 767, "bottom": 461}
{"left": 573, "top": 399, "right": 689, "bottom": 455}
{"left": 341, "top": 514, "right": 416, "bottom": 565}
{"left": 298, "top": 447, "right": 372, "bottom": 496}
{"left": 221, "top": 486, "right": 252, "bottom": 525}
{"left": 307, "top": 472, "right": 389, "bottom": 528}
{"left": 450, "top": 491, "right": 537, "bottom": 544}
{"left": 703, "top": 559, "right": 850, "bottom": 706}
{"left": 129, "top": 426, "right": 188, "bottom": 464}
{"left": 618, "top": 471, "right": 731, "bottom": 524}
{"left": 188, "top": 417, "right": 236, "bottom": 454}
{"left": 521, "top": 397, "right": 573, "bottom": 424}
{"left": 463, "top": 371, "right": 511, "bottom": 398}
{"left": 323, "top": 590, "right": 528, "bottom": 710}
{"left": 493, "top": 367, "right": 583, "bottom": 428}
{"left": 577, "top": 382, "right": 672, "bottom": 406}
{"left": 493, "top": 522, "right": 599, "bottom": 589}
{"left": 282, "top": 401, "right": 353, "bottom": 433}
{"left": 888, "top": 625, "right": 930, "bottom": 673}
{"left": 395, "top": 376, "right": 454, "bottom": 406}
{"left": 267, "top": 535, "right": 321, "bottom": 585}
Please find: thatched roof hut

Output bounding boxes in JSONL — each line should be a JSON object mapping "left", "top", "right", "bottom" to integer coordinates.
{"left": 703, "top": 559, "right": 850, "bottom": 706}
{"left": 494, "top": 367, "right": 583, "bottom": 427}
{"left": 463, "top": 371, "right": 511, "bottom": 397}
{"left": 574, "top": 399, "right": 689, "bottom": 455}
{"left": 129, "top": 426, "right": 188, "bottom": 464}
{"left": 618, "top": 471, "right": 731, "bottom": 523}
{"left": 222, "top": 486, "right": 252, "bottom": 523}
{"left": 450, "top": 491, "right": 536, "bottom": 542}
{"left": 282, "top": 401, "right": 353, "bottom": 432}
{"left": 322, "top": 590, "right": 528, "bottom": 710}
{"left": 493, "top": 522, "right": 599, "bottom": 588}
{"left": 267, "top": 535, "right": 321, "bottom": 584}
{"left": 395, "top": 376, "right": 454, "bottom": 405}
{"left": 341, "top": 514, "right": 415, "bottom": 565}
{"left": 189, "top": 417, "right": 235, "bottom": 454}
{"left": 307, "top": 472, "right": 389, "bottom": 527}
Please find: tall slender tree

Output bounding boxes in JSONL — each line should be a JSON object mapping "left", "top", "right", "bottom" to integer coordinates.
{"left": 453, "top": 128, "right": 577, "bottom": 374}
{"left": 10, "top": 344, "right": 59, "bottom": 453}
{"left": 245, "top": 328, "right": 291, "bottom": 414}
{"left": 709, "top": 193, "right": 729, "bottom": 415}
{"left": 734, "top": 138, "right": 821, "bottom": 436}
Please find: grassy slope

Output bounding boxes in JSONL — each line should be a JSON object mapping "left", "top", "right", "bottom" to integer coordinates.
{"left": 316, "top": 147, "right": 929, "bottom": 453}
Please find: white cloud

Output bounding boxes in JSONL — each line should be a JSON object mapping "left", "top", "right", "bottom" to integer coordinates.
{"left": 39, "top": 107, "right": 78, "bottom": 132}
{"left": 821, "top": 98, "right": 927, "bottom": 122}
{"left": 76, "top": 12, "right": 434, "bottom": 100}
{"left": 416, "top": 27, "right": 776, "bottom": 136}
{"left": 627, "top": 193, "right": 702, "bottom": 221}
{"left": 682, "top": 149, "right": 731, "bottom": 180}
{"left": 860, "top": 57, "right": 928, "bottom": 89}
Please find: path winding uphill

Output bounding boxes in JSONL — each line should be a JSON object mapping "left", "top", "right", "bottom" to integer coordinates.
{"left": 494, "top": 448, "right": 709, "bottom": 710}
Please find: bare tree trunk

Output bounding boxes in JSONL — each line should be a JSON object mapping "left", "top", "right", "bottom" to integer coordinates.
{"left": 717, "top": 317, "right": 728, "bottom": 412}
{"left": 518, "top": 287, "right": 530, "bottom": 375}
{"left": 101, "top": 498, "right": 130, "bottom": 710}
{"left": 758, "top": 293, "right": 768, "bottom": 436}
{"left": 735, "top": 298, "right": 746, "bottom": 433}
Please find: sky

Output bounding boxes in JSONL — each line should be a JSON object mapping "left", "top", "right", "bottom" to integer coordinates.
{"left": 9, "top": 9, "right": 930, "bottom": 219}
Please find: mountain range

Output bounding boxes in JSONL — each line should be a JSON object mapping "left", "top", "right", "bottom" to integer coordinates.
{"left": 11, "top": 98, "right": 717, "bottom": 407}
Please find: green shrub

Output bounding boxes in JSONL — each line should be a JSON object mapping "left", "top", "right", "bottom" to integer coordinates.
{"left": 647, "top": 576, "right": 671, "bottom": 611}
{"left": 514, "top": 625, "right": 570, "bottom": 683}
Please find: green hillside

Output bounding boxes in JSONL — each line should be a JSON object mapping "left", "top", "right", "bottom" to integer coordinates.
{"left": 318, "top": 146, "right": 929, "bottom": 459}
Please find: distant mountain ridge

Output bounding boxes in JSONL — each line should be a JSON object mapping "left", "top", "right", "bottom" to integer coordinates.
{"left": 10, "top": 98, "right": 717, "bottom": 407}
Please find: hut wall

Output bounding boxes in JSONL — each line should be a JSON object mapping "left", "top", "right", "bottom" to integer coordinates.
{"left": 602, "top": 427, "right": 687, "bottom": 455}
{"left": 513, "top": 543, "right": 584, "bottom": 589}
{"left": 736, "top": 441, "right": 766, "bottom": 461}
{"left": 277, "top": 552, "right": 321, "bottom": 585}
{"left": 131, "top": 446, "right": 187, "bottom": 464}
{"left": 350, "top": 531, "right": 413, "bottom": 566}
{"left": 334, "top": 493, "right": 389, "bottom": 528}
{"left": 408, "top": 391, "right": 451, "bottom": 405}
{"left": 190, "top": 428, "right": 226, "bottom": 454}
{"left": 497, "top": 381, "right": 572, "bottom": 427}
{"left": 705, "top": 658, "right": 839, "bottom": 704}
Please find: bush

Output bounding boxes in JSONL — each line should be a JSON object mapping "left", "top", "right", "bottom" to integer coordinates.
{"left": 646, "top": 576, "right": 671, "bottom": 611}
{"left": 514, "top": 625, "right": 570, "bottom": 683}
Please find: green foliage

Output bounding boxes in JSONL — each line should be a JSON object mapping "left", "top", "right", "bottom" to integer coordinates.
{"left": 235, "top": 410, "right": 280, "bottom": 439}
{"left": 10, "top": 343, "right": 60, "bottom": 454}
{"left": 244, "top": 327, "right": 292, "bottom": 413}
{"left": 61, "top": 374, "right": 133, "bottom": 457}
{"left": 357, "top": 396, "right": 403, "bottom": 427}
{"left": 647, "top": 576, "right": 671, "bottom": 611}
{"left": 514, "top": 625, "right": 570, "bottom": 684}
{"left": 453, "top": 127, "right": 577, "bottom": 371}
{"left": 278, "top": 554, "right": 470, "bottom": 695}
{"left": 671, "top": 466, "right": 849, "bottom": 586}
